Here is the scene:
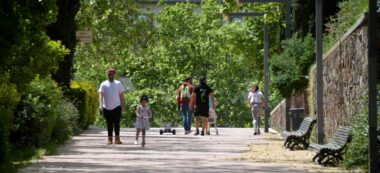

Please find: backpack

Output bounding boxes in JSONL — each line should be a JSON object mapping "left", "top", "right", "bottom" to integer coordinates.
{"left": 180, "top": 85, "right": 191, "bottom": 99}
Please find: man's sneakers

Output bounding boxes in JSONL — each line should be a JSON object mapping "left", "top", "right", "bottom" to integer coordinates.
{"left": 134, "top": 140, "right": 138, "bottom": 145}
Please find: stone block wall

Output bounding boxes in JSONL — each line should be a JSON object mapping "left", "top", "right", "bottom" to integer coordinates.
{"left": 270, "top": 15, "right": 370, "bottom": 139}
{"left": 270, "top": 99, "right": 286, "bottom": 131}
{"left": 317, "top": 18, "right": 368, "bottom": 139}
{"left": 270, "top": 89, "right": 309, "bottom": 132}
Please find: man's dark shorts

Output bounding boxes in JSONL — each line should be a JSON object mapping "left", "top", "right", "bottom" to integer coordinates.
{"left": 194, "top": 106, "right": 209, "bottom": 118}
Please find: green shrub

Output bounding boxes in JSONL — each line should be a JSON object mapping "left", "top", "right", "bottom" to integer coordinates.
{"left": 270, "top": 33, "right": 315, "bottom": 98}
{"left": 0, "top": 75, "right": 20, "bottom": 162}
{"left": 50, "top": 98, "right": 80, "bottom": 144}
{"left": 324, "top": 0, "right": 368, "bottom": 53}
{"left": 343, "top": 85, "right": 380, "bottom": 170}
{"left": 10, "top": 76, "right": 62, "bottom": 148}
{"left": 68, "top": 81, "right": 98, "bottom": 129}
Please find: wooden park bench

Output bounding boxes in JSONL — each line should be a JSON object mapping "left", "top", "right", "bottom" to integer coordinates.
{"left": 281, "top": 117, "right": 317, "bottom": 150}
{"left": 309, "top": 126, "right": 352, "bottom": 166}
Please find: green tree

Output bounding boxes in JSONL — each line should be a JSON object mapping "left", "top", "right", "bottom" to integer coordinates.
{"left": 75, "top": 0, "right": 285, "bottom": 127}
{"left": 0, "top": 0, "right": 68, "bottom": 164}
{"left": 47, "top": 0, "right": 80, "bottom": 88}
{"left": 74, "top": 0, "right": 154, "bottom": 83}
{"left": 270, "top": 33, "right": 315, "bottom": 97}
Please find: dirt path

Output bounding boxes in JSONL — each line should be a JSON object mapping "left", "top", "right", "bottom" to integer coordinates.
{"left": 20, "top": 127, "right": 316, "bottom": 173}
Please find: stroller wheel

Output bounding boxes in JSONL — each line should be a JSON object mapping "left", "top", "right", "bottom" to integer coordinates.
{"left": 159, "top": 130, "right": 164, "bottom": 135}
{"left": 172, "top": 130, "right": 176, "bottom": 135}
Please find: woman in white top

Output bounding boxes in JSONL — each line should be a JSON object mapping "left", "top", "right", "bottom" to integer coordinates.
{"left": 247, "top": 85, "right": 265, "bottom": 135}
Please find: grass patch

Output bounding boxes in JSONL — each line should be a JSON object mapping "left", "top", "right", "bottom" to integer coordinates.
{"left": 0, "top": 142, "right": 60, "bottom": 173}
{"left": 239, "top": 133, "right": 363, "bottom": 173}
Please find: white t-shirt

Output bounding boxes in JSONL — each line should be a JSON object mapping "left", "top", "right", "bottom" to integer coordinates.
{"left": 98, "top": 80, "right": 125, "bottom": 110}
{"left": 248, "top": 91, "right": 264, "bottom": 104}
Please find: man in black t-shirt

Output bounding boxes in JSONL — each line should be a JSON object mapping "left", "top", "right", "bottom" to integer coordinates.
{"left": 190, "top": 76, "right": 215, "bottom": 136}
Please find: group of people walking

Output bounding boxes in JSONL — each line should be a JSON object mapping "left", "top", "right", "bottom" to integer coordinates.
{"left": 98, "top": 68, "right": 266, "bottom": 147}
{"left": 176, "top": 76, "right": 216, "bottom": 136}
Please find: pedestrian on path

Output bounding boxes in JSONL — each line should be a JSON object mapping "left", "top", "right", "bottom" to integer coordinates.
{"left": 206, "top": 95, "right": 218, "bottom": 135}
{"left": 134, "top": 95, "right": 152, "bottom": 147}
{"left": 98, "top": 68, "right": 125, "bottom": 144}
{"left": 176, "top": 77, "right": 194, "bottom": 134}
{"left": 190, "top": 76, "right": 215, "bottom": 136}
{"left": 247, "top": 85, "right": 265, "bottom": 135}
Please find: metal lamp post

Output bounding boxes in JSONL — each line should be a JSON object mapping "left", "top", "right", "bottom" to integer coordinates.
{"left": 368, "top": 0, "right": 378, "bottom": 172}
{"left": 315, "top": 0, "right": 324, "bottom": 145}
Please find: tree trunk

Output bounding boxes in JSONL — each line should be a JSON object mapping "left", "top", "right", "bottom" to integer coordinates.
{"left": 47, "top": 0, "right": 80, "bottom": 88}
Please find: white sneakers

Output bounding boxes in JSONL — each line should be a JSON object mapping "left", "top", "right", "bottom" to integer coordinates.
{"left": 134, "top": 140, "right": 138, "bottom": 145}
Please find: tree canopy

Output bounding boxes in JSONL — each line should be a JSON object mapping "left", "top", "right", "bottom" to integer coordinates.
{"left": 74, "top": 0, "right": 285, "bottom": 127}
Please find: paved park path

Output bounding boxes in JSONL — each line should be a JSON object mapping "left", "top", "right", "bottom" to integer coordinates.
{"left": 21, "top": 127, "right": 309, "bottom": 173}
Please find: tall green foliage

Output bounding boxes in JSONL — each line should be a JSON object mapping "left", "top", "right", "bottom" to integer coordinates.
{"left": 343, "top": 85, "right": 380, "bottom": 171}
{"left": 10, "top": 76, "right": 63, "bottom": 148}
{"left": 75, "top": 0, "right": 284, "bottom": 127}
{"left": 323, "top": 0, "right": 368, "bottom": 52}
{"left": 0, "top": 75, "right": 19, "bottom": 162}
{"left": 0, "top": 0, "right": 68, "bottom": 89}
{"left": 75, "top": 0, "right": 153, "bottom": 83}
{"left": 270, "top": 33, "right": 315, "bottom": 98}
{"left": 69, "top": 81, "right": 98, "bottom": 129}
{"left": 0, "top": 0, "right": 68, "bottom": 163}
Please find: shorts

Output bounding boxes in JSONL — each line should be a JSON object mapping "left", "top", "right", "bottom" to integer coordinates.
{"left": 194, "top": 106, "right": 209, "bottom": 117}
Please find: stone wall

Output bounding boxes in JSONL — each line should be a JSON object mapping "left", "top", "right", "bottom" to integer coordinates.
{"left": 270, "top": 14, "right": 370, "bottom": 139}
{"left": 316, "top": 16, "right": 368, "bottom": 139}
{"left": 270, "top": 89, "right": 309, "bottom": 131}
{"left": 270, "top": 99, "right": 286, "bottom": 131}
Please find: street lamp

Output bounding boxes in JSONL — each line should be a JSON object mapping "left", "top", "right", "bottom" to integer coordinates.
{"left": 227, "top": 12, "right": 270, "bottom": 133}
{"left": 315, "top": 0, "right": 324, "bottom": 145}
{"left": 367, "top": 0, "right": 378, "bottom": 172}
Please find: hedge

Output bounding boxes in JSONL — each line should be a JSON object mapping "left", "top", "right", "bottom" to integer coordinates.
{"left": 68, "top": 81, "right": 98, "bottom": 129}
{"left": 10, "top": 76, "right": 62, "bottom": 148}
{"left": 0, "top": 76, "right": 20, "bottom": 162}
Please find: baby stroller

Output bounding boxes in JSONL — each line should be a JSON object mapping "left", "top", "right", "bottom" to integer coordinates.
{"left": 207, "top": 109, "right": 219, "bottom": 135}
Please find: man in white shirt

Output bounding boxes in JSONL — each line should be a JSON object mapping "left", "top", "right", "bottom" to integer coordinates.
{"left": 98, "top": 68, "right": 125, "bottom": 144}
{"left": 247, "top": 85, "right": 265, "bottom": 135}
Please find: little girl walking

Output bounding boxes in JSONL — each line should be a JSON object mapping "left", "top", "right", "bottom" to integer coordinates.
{"left": 134, "top": 95, "right": 152, "bottom": 147}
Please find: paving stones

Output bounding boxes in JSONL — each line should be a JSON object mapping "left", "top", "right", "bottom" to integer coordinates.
{"left": 20, "top": 126, "right": 308, "bottom": 173}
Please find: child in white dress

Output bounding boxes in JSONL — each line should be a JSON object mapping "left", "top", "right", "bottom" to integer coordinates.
{"left": 134, "top": 95, "right": 152, "bottom": 147}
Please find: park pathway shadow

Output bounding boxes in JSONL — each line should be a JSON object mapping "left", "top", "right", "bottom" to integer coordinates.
{"left": 20, "top": 126, "right": 309, "bottom": 173}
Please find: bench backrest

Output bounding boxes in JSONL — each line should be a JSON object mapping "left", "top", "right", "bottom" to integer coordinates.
{"left": 296, "top": 117, "right": 317, "bottom": 135}
{"left": 330, "top": 127, "right": 352, "bottom": 147}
